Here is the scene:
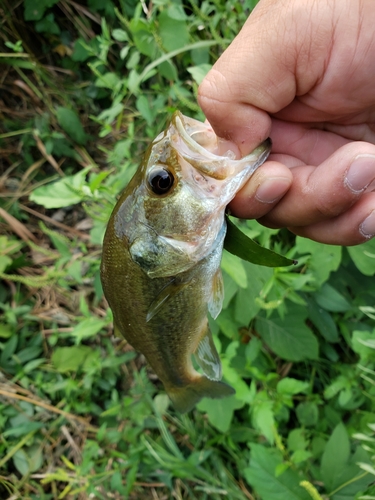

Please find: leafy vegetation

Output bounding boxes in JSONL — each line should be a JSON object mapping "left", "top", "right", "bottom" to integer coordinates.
{"left": 1, "top": 0, "right": 375, "bottom": 498}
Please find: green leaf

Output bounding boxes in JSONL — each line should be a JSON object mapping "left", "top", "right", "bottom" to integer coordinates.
{"left": 197, "top": 395, "right": 243, "bottom": 433}
{"left": 348, "top": 238, "right": 375, "bottom": 276}
{"left": 251, "top": 393, "right": 275, "bottom": 443}
{"left": 296, "top": 402, "right": 319, "bottom": 427}
{"left": 0, "top": 322, "right": 13, "bottom": 338}
{"left": 24, "top": 0, "right": 59, "bottom": 21}
{"left": 136, "top": 95, "right": 156, "bottom": 126}
{"left": 234, "top": 262, "right": 273, "bottom": 324}
{"left": 287, "top": 428, "right": 308, "bottom": 452}
{"left": 256, "top": 306, "right": 319, "bottom": 361}
{"left": 70, "top": 317, "right": 108, "bottom": 344}
{"left": 296, "top": 237, "right": 342, "bottom": 286}
{"left": 221, "top": 250, "right": 247, "bottom": 288}
{"left": 306, "top": 297, "right": 339, "bottom": 342}
{"left": 277, "top": 378, "right": 309, "bottom": 396}
{"left": 158, "top": 10, "right": 189, "bottom": 52}
{"left": 35, "top": 13, "right": 60, "bottom": 35}
{"left": 112, "top": 28, "right": 129, "bottom": 42}
{"left": 224, "top": 217, "right": 295, "bottom": 267}
{"left": 56, "top": 106, "right": 87, "bottom": 145}
{"left": 29, "top": 167, "right": 90, "bottom": 208}
{"left": 51, "top": 346, "right": 93, "bottom": 373}
{"left": 314, "top": 283, "right": 351, "bottom": 312}
{"left": 321, "top": 422, "right": 350, "bottom": 491}
{"left": 167, "top": 3, "right": 188, "bottom": 21}
{"left": 13, "top": 445, "right": 43, "bottom": 476}
{"left": 244, "top": 444, "right": 311, "bottom": 500}
{"left": 187, "top": 64, "right": 212, "bottom": 85}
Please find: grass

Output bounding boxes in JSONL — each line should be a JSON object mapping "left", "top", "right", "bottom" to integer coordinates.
{"left": 1, "top": 1, "right": 375, "bottom": 499}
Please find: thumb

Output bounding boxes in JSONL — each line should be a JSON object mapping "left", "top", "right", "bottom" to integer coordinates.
{"left": 198, "top": 0, "right": 331, "bottom": 156}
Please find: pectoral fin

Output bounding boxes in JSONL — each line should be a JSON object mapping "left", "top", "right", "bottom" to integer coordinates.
{"left": 194, "top": 324, "right": 222, "bottom": 381}
{"left": 208, "top": 268, "right": 224, "bottom": 320}
{"left": 146, "top": 278, "right": 189, "bottom": 322}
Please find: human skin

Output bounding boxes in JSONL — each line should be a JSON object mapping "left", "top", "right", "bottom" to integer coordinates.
{"left": 198, "top": 0, "right": 375, "bottom": 245}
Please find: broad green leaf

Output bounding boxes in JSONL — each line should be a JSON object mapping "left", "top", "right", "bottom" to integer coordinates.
{"left": 221, "top": 250, "right": 247, "bottom": 288}
{"left": 296, "top": 402, "right": 319, "bottom": 427}
{"left": 234, "top": 262, "right": 273, "bottom": 325}
{"left": 330, "top": 447, "right": 374, "bottom": 500}
{"left": 112, "top": 29, "right": 129, "bottom": 42}
{"left": 24, "top": 0, "right": 59, "bottom": 21}
{"left": 130, "top": 18, "right": 157, "bottom": 58}
{"left": 221, "top": 358, "right": 253, "bottom": 403}
{"left": 251, "top": 393, "right": 275, "bottom": 443}
{"left": 224, "top": 217, "right": 295, "bottom": 267}
{"left": 287, "top": 428, "right": 308, "bottom": 452}
{"left": 256, "top": 306, "right": 319, "bottom": 361}
{"left": 187, "top": 64, "right": 212, "bottom": 85}
{"left": 296, "top": 237, "right": 342, "bottom": 286}
{"left": 70, "top": 317, "right": 107, "bottom": 344}
{"left": 306, "top": 297, "right": 339, "bottom": 342}
{"left": 13, "top": 445, "right": 43, "bottom": 476}
{"left": 71, "top": 37, "right": 99, "bottom": 62}
{"left": 244, "top": 444, "right": 311, "bottom": 500}
{"left": 167, "top": 3, "right": 188, "bottom": 21}
{"left": 29, "top": 167, "right": 90, "bottom": 208}
{"left": 221, "top": 271, "right": 239, "bottom": 309}
{"left": 277, "top": 378, "right": 309, "bottom": 396}
{"left": 291, "top": 450, "right": 312, "bottom": 464}
{"left": 51, "top": 345, "right": 93, "bottom": 373}
{"left": 321, "top": 422, "right": 350, "bottom": 492}
{"left": 348, "top": 238, "right": 375, "bottom": 276}
{"left": 314, "top": 283, "right": 351, "bottom": 312}
{"left": 95, "top": 72, "right": 121, "bottom": 89}
{"left": 136, "top": 95, "right": 156, "bottom": 126}
{"left": 56, "top": 106, "right": 87, "bottom": 145}
{"left": 0, "top": 322, "right": 13, "bottom": 338}
{"left": 197, "top": 395, "right": 243, "bottom": 433}
{"left": 35, "top": 13, "right": 60, "bottom": 35}
{"left": 158, "top": 11, "right": 189, "bottom": 51}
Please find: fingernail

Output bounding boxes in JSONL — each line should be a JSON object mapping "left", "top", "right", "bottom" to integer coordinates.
{"left": 345, "top": 155, "right": 375, "bottom": 193}
{"left": 360, "top": 210, "right": 375, "bottom": 239}
{"left": 255, "top": 177, "right": 291, "bottom": 203}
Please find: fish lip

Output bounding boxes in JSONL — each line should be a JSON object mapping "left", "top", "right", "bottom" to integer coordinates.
{"left": 173, "top": 110, "right": 271, "bottom": 163}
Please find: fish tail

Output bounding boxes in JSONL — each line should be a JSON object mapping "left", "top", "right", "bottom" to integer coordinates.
{"left": 166, "top": 377, "right": 235, "bottom": 413}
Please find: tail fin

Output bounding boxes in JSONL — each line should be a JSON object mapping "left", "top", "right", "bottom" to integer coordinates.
{"left": 166, "top": 377, "right": 235, "bottom": 413}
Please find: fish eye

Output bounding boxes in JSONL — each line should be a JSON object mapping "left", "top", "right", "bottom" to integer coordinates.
{"left": 148, "top": 167, "right": 174, "bottom": 195}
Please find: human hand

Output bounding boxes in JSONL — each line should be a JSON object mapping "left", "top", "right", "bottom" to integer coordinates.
{"left": 198, "top": 0, "right": 375, "bottom": 245}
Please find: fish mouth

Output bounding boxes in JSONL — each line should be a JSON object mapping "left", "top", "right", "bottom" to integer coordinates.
{"left": 171, "top": 111, "right": 271, "bottom": 181}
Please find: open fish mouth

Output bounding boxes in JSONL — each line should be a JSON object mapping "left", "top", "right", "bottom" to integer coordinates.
{"left": 171, "top": 111, "right": 271, "bottom": 181}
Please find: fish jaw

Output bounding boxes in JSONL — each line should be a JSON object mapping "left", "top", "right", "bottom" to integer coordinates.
{"left": 171, "top": 111, "right": 271, "bottom": 186}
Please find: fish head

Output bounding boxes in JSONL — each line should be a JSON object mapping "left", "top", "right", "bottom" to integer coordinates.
{"left": 113, "top": 111, "right": 271, "bottom": 278}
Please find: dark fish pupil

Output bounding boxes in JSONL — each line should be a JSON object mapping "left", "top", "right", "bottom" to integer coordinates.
{"left": 148, "top": 168, "right": 174, "bottom": 194}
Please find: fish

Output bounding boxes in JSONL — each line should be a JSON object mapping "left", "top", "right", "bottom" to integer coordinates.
{"left": 100, "top": 111, "right": 271, "bottom": 413}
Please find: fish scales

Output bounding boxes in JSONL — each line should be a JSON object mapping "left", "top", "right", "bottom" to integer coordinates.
{"left": 101, "top": 112, "right": 271, "bottom": 413}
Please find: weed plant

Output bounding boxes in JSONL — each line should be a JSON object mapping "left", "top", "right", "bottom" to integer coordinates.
{"left": 1, "top": 0, "right": 375, "bottom": 499}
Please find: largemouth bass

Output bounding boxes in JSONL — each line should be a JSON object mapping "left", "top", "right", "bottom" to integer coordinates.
{"left": 101, "top": 112, "right": 271, "bottom": 413}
